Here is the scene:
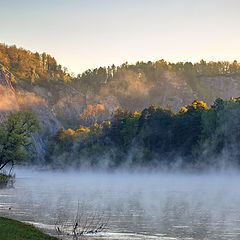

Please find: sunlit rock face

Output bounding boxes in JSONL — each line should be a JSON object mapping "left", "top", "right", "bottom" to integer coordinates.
{"left": 0, "top": 85, "right": 19, "bottom": 112}
{"left": 0, "top": 65, "right": 19, "bottom": 122}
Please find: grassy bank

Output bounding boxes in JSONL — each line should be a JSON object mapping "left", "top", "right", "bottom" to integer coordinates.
{"left": 0, "top": 217, "right": 58, "bottom": 240}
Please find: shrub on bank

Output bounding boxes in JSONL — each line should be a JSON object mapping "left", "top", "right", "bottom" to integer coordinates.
{"left": 0, "top": 173, "right": 15, "bottom": 188}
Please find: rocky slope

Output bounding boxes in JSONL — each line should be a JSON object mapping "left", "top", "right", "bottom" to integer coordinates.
{"left": 137, "top": 71, "right": 240, "bottom": 110}
{"left": 198, "top": 75, "right": 240, "bottom": 102}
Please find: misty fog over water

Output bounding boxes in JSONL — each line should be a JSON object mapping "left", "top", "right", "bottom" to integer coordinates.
{"left": 1, "top": 168, "right": 240, "bottom": 239}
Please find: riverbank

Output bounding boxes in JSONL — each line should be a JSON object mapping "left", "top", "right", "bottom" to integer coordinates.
{"left": 0, "top": 217, "right": 58, "bottom": 240}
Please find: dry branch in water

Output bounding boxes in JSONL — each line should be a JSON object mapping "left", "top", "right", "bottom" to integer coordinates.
{"left": 54, "top": 202, "right": 110, "bottom": 239}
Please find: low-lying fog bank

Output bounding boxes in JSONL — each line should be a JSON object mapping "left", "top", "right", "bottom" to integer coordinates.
{"left": 1, "top": 168, "right": 240, "bottom": 239}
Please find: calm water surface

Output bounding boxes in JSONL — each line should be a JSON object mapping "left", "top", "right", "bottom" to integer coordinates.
{"left": 1, "top": 169, "right": 240, "bottom": 239}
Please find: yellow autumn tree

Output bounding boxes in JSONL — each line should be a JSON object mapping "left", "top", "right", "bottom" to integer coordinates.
{"left": 79, "top": 104, "right": 105, "bottom": 124}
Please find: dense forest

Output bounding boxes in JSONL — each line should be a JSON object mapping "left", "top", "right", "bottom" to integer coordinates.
{"left": 47, "top": 97, "right": 240, "bottom": 170}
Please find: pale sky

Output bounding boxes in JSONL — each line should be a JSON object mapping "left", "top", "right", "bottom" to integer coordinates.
{"left": 0, "top": 0, "right": 240, "bottom": 74}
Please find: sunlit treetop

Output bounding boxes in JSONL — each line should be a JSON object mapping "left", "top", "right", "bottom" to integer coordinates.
{"left": 186, "top": 100, "right": 209, "bottom": 112}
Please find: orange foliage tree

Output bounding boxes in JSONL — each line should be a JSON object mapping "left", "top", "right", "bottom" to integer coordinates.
{"left": 79, "top": 104, "right": 105, "bottom": 125}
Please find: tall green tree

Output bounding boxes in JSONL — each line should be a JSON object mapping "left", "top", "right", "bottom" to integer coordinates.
{"left": 0, "top": 111, "right": 40, "bottom": 171}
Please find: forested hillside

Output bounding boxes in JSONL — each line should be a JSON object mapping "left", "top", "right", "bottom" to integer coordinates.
{"left": 1, "top": 43, "right": 240, "bottom": 168}
{"left": 2, "top": 43, "right": 240, "bottom": 114}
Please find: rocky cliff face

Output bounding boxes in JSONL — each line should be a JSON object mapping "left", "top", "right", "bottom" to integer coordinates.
{"left": 147, "top": 71, "right": 240, "bottom": 110}
{"left": 31, "top": 83, "right": 120, "bottom": 127}
{"left": 198, "top": 75, "right": 240, "bottom": 102}
{"left": 148, "top": 71, "right": 198, "bottom": 110}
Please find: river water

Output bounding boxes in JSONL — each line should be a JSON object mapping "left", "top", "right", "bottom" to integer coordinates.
{"left": 1, "top": 169, "right": 240, "bottom": 239}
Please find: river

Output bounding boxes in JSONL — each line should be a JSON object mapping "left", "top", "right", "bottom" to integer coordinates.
{"left": 1, "top": 168, "right": 240, "bottom": 239}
